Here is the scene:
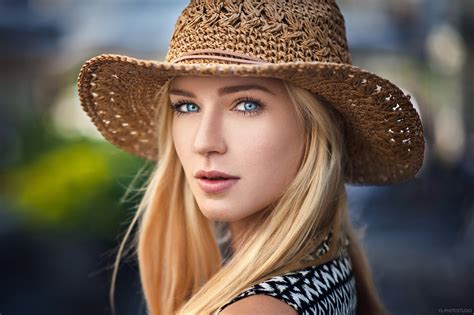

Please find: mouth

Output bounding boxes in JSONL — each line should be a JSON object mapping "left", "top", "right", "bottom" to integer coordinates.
{"left": 194, "top": 170, "right": 240, "bottom": 180}
{"left": 196, "top": 176, "right": 239, "bottom": 193}
{"left": 194, "top": 170, "right": 240, "bottom": 193}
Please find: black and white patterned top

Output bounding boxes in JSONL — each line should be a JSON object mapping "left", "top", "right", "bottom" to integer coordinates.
{"left": 215, "top": 231, "right": 357, "bottom": 315}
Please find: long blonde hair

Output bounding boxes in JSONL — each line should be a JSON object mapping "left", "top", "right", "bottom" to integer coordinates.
{"left": 109, "top": 77, "right": 389, "bottom": 315}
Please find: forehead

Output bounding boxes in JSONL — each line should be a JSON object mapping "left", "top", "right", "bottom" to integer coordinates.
{"left": 169, "top": 75, "right": 284, "bottom": 91}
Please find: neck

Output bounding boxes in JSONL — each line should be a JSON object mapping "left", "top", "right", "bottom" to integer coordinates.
{"left": 228, "top": 208, "right": 270, "bottom": 254}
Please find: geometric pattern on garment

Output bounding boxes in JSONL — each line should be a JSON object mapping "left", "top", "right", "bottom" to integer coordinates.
{"left": 216, "top": 247, "right": 357, "bottom": 315}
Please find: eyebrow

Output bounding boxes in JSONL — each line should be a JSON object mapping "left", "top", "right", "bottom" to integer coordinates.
{"left": 169, "top": 84, "right": 276, "bottom": 98}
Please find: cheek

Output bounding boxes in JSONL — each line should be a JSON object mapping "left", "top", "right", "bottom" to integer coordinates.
{"left": 228, "top": 116, "right": 304, "bottom": 207}
{"left": 172, "top": 121, "right": 194, "bottom": 175}
{"left": 171, "top": 123, "right": 182, "bottom": 157}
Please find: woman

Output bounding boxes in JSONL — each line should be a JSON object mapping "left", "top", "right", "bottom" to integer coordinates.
{"left": 77, "top": 0, "right": 425, "bottom": 314}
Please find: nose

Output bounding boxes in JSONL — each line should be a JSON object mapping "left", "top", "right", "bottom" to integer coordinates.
{"left": 193, "top": 107, "right": 226, "bottom": 156}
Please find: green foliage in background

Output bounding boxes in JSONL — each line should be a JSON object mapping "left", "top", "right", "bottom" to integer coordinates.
{"left": 3, "top": 137, "right": 150, "bottom": 239}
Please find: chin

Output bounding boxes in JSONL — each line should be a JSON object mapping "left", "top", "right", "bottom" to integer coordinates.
{"left": 196, "top": 202, "right": 239, "bottom": 222}
{"left": 199, "top": 209, "right": 232, "bottom": 222}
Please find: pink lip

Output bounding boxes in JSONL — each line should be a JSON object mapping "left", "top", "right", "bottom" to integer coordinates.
{"left": 197, "top": 178, "right": 239, "bottom": 194}
{"left": 195, "top": 169, "right": 240, "bottom": 180}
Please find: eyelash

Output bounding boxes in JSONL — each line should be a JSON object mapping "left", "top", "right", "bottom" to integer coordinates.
{"left": 169, "top": 97, "right": 265, "bottom": 117}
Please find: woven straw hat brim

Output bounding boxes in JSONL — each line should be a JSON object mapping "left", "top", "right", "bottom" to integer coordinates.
{"left": 77, "top": 53, "right": 424, "bottom": 185}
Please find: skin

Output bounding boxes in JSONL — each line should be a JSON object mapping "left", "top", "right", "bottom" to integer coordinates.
{"left": 220, "top": 294, "right": 297, "bottom": 315}
{"left": 169, "top": 75, "right": 305, "bottom": 253}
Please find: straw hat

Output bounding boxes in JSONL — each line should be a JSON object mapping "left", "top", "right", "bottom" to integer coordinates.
{"left": 77, "top": 0, "right": 424, "bottom": 185}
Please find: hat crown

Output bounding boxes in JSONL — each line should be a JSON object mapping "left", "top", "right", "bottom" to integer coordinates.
{"left": 165, "top": 0, "right": 352, "bottom": 64}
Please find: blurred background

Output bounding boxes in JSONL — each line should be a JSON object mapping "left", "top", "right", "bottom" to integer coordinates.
{"left": 0, "top": 0, "right": 473, "bottom": 314}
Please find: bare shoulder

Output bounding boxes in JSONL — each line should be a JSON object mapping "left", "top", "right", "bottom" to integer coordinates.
{"left": 219, "top": 294, "right": 297, "bottom": 315}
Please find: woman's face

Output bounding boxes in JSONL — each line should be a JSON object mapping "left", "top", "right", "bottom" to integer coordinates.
{"left": 170, "top": 76, "right": 305, "bottom": 224}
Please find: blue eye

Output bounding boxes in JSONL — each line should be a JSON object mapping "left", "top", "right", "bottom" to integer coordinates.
{"left": 178, "top": 103, "right": 199, "bottom": 112}
{"left": 234, "top": 98, "right": 264, "bottom": 116}
{"left": 236, "top": 101, "right": 258, "bottom": 111}
{"left": 169, "top": 100, "right": 199, "bottom": 116}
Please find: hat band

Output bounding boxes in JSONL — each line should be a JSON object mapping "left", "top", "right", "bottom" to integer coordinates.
{"left": 170, "top": 48, "right": 269, "bottom": 65}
